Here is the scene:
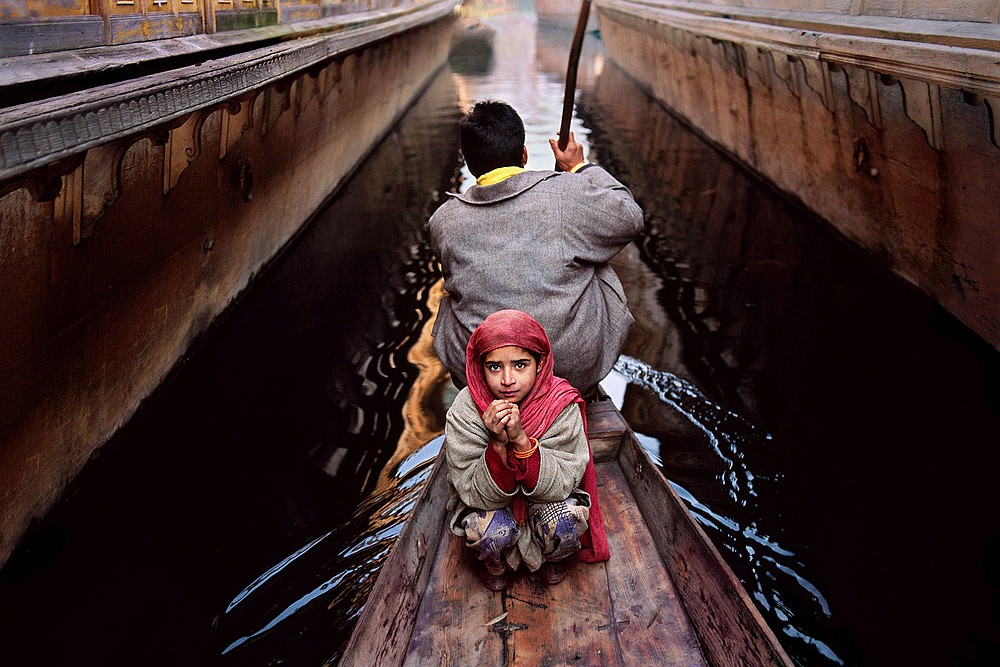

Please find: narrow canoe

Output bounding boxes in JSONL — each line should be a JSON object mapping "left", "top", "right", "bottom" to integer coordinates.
{"left": 341, "top": 398, "right": 793, "bottom": 666}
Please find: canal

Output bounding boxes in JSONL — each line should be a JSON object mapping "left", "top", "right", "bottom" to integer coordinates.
{"left": 1, "top": 4, "right": 998, "bottom": 667}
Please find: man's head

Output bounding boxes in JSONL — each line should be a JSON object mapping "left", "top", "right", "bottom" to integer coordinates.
{"left": 460, "top": 100, "right": 526, "bottom": 177}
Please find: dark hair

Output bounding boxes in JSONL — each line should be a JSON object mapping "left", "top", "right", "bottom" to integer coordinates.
{"left": 460, "top": 100, "right": 525, "bottom": 177}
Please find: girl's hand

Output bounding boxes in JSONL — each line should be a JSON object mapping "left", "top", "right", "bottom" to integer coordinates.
{"left": 483, "top": 399, "right": 512, "bottom": 447}
{"left": 505, "top": 403, "right": 526, "bottom": 443}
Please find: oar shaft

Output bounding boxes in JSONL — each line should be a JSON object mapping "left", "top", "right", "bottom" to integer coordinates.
{"left": 557, "top": 0, "right": 592, "bottom": 152}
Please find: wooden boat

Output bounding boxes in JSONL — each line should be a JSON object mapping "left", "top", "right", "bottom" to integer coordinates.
{"left": 341, "top": 398, "right": 793, "bottom": 666}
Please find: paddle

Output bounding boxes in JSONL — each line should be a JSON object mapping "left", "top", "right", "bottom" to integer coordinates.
{"left": 555, "top": 0, "right": 592, "bottom": 168}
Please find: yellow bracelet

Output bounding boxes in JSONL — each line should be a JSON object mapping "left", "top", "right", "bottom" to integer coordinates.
{"left": 513, "top": 438, "right": 539, "bottom": 459}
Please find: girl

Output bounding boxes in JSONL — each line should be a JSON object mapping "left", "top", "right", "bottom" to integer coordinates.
{"left": 444, "top": 310, "right": 609, "bottom": 591}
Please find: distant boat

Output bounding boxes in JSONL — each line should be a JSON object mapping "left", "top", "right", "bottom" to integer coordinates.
{"left": 341, "top": 397, "right": 793, "bottom": 666}
{"left": 448, "top": 18, "right": 497, "bottom": 75}
{"left": 536, "top": 0, "right": 599, "bottom": 32}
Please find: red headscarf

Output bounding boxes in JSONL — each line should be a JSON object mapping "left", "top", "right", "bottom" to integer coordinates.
{"left": 465, "top": 310, "right": 609, "bottom": 563}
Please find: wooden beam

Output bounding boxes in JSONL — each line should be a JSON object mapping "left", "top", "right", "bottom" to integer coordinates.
{"left": 597, "top": 0, "right": 1000, "bottom": 98}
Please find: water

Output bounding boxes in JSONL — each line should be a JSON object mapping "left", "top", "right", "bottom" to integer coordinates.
{"left": 2, "top": 4, "right": 999, "bottom": 666}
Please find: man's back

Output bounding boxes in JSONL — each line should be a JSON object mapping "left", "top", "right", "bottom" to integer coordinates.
{"left": 430, "top": 165, "right": 644, "bottom": 396}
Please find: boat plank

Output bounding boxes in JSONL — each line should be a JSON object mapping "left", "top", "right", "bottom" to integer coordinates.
{"left": 598, "top": 461, "right": 708, "bottom": 666}
{"left": 404, "top": 522, "right": 505, "bottom": 666}
{"left": 586, "top": 400, "right": 628, "bottom": 462}
{"left": 505, "top": 559, "right": 616, "bottom": 665}
{"left": 617, "top": 436, "right": 793, "bottom": 666}
{"left": 340, "top": 458, "right": 451, "bottom": 667}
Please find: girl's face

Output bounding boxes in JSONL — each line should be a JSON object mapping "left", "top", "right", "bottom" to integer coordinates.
{"left": 482, "top": 345, "right": 540, "bottom": 404}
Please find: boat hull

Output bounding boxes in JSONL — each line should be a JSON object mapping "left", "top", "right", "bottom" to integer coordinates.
{"left": 342, "top": 399, "right": 792, "bottom": 666}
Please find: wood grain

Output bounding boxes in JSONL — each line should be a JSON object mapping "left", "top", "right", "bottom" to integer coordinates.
{"left": 598, "top": 462, "right": 707, "bottom": 666}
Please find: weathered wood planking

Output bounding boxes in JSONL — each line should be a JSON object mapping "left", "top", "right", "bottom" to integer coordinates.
{"left": 616, "top": 434, "right": 793, "bottom": 667}
{"left": 343, "top": 399, "right": 792, "bottom": 666}
{"left": 586, "top": 399, "right": 629, "bottom": 462}
{"left": 340, "top": 455, "right": 451, "bottom": 667}
{"left": 396, "top": 463, "right": 707, "bottom": 666}
{"left": 503, "top": 558, "right": 617, "bottom": 665}
{"left": 598, "top": 462, "right": 707, "bottom": 666}
{"left": 402, "top": 526, "right": 505, "bottom": 666}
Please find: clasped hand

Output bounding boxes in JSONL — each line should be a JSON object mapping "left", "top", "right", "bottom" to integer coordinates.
{"left": 484, "top": 399, "right": 527, "bottom": 454}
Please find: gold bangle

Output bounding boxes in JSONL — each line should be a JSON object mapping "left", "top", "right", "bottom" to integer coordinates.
{"left": 513, "top": 437, "right": 539, "bottom": 459}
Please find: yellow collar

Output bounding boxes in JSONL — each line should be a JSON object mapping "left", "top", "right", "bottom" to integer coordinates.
{"left": 476, "top": 166, "right": 525, "bottom": 186}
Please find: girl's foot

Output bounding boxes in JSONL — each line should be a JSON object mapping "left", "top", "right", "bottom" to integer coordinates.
{"left": 538, "top": 560, "right": 567, "bottom": 585}
{"left": 477, "top": 562, "right": 510, "bottom": 591}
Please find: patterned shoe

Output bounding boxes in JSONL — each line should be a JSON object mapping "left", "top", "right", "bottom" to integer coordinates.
{"left": 538, "top": 560, "right": 567, "bottom": 585}
{"left": 478, "top": 562, "right": 510, "bottom": 591}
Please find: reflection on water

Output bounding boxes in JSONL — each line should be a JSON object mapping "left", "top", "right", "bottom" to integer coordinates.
{"left": 219, "top": 438, "right": 443, "bottom": 664}
{"left": 3, "top": 4, "right": 998, "bottom": 667}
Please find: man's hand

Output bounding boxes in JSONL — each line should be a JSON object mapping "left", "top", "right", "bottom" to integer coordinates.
{"left": 549, "top": 131, "right": 585, "bottom": 172}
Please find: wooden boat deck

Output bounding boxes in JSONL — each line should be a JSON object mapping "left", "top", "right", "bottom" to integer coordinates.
{"left": 402, "top": 458, "right": 705, "bottom": 665}
{"left": 342, "top": 400, "right": 792, "bottom": 667}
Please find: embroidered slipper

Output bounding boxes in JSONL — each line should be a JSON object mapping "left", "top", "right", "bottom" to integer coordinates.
{"left": 538, "top": 560, "right": 568, "bottom": 586}
{"left": 477, "top": 562, "right": 511, "bottom": 591}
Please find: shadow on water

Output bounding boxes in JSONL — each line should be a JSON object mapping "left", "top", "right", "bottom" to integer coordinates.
{"left": 583, "top": 61, "right": 1000, "bottom": 666}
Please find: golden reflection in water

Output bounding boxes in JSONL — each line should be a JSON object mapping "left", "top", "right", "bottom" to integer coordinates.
{"left": 373, "top": 278, "right": 450, "bottom": 493}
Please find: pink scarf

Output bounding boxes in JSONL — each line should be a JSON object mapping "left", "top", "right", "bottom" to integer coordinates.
{"left": 465, "top": 310, "right": 609, "bottom": 563}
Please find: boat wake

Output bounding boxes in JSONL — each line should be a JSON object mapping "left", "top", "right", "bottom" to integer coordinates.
{"left": 612, "top": 355, "right": 845, "bottom": 666}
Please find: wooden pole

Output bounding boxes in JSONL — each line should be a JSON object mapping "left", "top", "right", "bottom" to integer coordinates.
{"left": 556, "top": 0, "right": 592, "bottom": 160}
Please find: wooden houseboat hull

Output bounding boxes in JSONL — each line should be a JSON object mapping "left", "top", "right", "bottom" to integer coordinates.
{"left": 0, "top": 0, "right": 459, "bottom": 569}
{"left": 596, "top": 0, "right": 1000, "bottom": 352}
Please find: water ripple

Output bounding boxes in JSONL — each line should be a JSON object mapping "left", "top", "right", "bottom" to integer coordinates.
{"left": 611, "top": 355, "right": 844, "bottom": 666}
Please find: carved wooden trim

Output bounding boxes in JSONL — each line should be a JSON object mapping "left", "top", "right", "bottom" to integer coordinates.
{"left": 54, "top": 139, "right": 136, "bottom": 245}
{"left": 163, "top": 111, "right": 209, "bottom": 194}
{"left": 899, "top": 78, "right": 944, "bottom": 151}
{"left": 219, "top": 96, "right": 254, "bottom": 159}
{"left": 846, "top": 66, "right": 883, "bottom": 128}
{"left": 0, "top": 0, "right": 455, "bottom": 185}
{"left": 985, "top": 97, "right": 1000, "bottom": 149}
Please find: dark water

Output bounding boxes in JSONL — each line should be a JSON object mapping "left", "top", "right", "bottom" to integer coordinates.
{"left": 2, "top": 5, "right": 999, "bottom": 667}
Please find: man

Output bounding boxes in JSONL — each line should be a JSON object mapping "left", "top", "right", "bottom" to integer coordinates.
{"left": 429, "top": 100, "right": 644, "bottom": 397}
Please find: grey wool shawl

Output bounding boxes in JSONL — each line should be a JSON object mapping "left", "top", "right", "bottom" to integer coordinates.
{"left": 429, "top": 166, "right": 644, "bottom": 395}
{"left": 444, "top": 387, "right": 590, "bottom": 571}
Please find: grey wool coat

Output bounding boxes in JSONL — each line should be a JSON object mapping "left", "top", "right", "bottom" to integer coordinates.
{"left": 429, "top": 165, "right": 644, "bottom": 394}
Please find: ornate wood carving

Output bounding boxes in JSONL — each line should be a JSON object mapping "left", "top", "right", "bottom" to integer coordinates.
{"left": 163, "top": 111, "right": 206, "bottom": 194}
{"left": 846, "top": 66, "right": 883, "bottom": 128}
{"left": 53, "top": 139, "right": 134, "bottom": 245}
{"left": 219, "top": 97, "right": 254, "bottom": 159}
{"left": 899, "top": 78, "right": 944, "bottom": 150}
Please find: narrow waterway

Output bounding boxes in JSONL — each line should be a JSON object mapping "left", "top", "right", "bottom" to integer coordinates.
{"left": 1, "top": 4, "right": 998, "bottom": 667}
